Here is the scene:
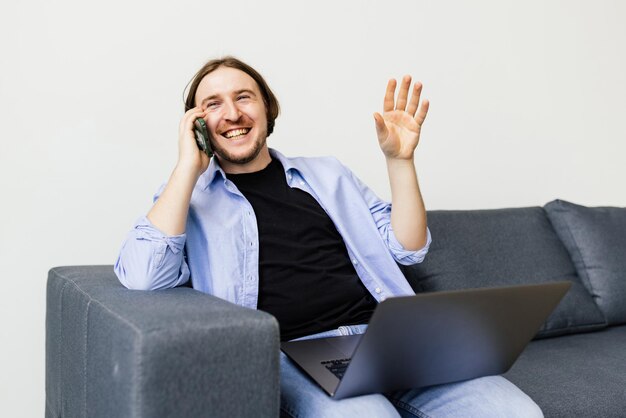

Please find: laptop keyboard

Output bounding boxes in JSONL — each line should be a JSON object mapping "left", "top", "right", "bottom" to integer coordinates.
{"left": 321, "top": 358, "right": 351, "bottom": 379}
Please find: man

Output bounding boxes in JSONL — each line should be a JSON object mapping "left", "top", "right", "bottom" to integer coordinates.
{"left": 115, "top": 56, "right": 542, "bottom": 417}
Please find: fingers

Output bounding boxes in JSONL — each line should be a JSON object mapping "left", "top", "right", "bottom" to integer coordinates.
{"left": 373, "top": 112, "right": 388, "bottom": 142}
{"left": 406, "top": 82, "right": 423, "bottom": 116}
{"left": 383, "top": 76, "right": 427, "bottom": 122}
{"left": 415, "top": 99, "right": 430, "bottom": 126}
{"left": 383, "top": 79, "right": 396, "bottom": 112}
{"left": 180, "top": 106, "right": 207, "bottom": 136}
{"left": 185, "top": 106, "right": 208, "bottom": 124}
{"left": 395, "top": 75, "right": 412, "bottom": 111}
{"left": 179, "top": 106, "right": 209, "bottom": 154}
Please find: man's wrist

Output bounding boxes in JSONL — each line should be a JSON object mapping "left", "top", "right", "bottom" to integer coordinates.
{"left": 385, "top": 155, "right": 416, "bottom": 169}
{"left": 174, "top": 161, "right": 203, "bottom": 181}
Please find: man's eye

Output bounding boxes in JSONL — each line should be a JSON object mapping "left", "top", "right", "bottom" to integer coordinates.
{"left": 206, "top": 102, "right": 219, "bottom": 109}
{"left": 237, "top": 95, "right": 250, "bottom": 101}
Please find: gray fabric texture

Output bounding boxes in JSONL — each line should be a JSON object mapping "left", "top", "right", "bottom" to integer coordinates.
{"left": 504, "top": 325, "right": 626, "bottom": 418}
{"left": 544, "top": 199, "right": 626, "bottom": 325}
{"left": 46, "top": 266, "right": 280, "bottom": 418}
{"left": 401, "top": 207, "right": 607, "bottom": 338}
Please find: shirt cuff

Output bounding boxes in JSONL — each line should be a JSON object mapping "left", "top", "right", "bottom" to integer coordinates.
{"left": 387, "top": 226, "right": 432, "bottom": 265}
{"left": 132, "top": 216, "right": 186, "bottom": 255}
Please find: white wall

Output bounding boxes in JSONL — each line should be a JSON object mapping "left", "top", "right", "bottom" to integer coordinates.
{"left": 1, "top": 0, "right": 625, "bottom": 416}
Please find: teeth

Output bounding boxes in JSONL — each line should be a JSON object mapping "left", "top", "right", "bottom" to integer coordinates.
{"left": 224, "top": 128, "right": 250, "bottom": 139}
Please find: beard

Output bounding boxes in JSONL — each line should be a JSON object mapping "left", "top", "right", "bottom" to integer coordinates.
{"left": 209, "top": 126, "right": 268, "bottom": 166}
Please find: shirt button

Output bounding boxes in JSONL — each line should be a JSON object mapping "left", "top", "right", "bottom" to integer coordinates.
{"left": 300, "top": 181, "right": 305, "bottom": 186}
{"left": 351, "top": 259, "right": 358, "bottom": 265}
{"left": 375, "top": 287, "right": 382, "bottom": 294}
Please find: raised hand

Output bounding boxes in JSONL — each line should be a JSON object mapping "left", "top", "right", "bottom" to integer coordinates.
{"left": 373, "top": 75, "right": 429, "bottom": 160}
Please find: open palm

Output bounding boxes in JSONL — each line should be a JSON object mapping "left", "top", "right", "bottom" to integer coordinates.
{"left": 374, "top": 76, "right": 429, "bottom": 160}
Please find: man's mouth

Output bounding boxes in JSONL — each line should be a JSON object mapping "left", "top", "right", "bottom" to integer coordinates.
{"left": 222, "top": 128, "right": 251, "bottom": 139}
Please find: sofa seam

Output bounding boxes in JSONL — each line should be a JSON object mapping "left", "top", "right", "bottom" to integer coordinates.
{"left": 52, "top": 269, "right": 144, "bottom": 334}
{"left": 57, "top": 278, "right": 68, "bottom": 418}
{"left": 52, "top": 268, "right": 272, "bottom": 336}
{"left": 83, "top": 298, "right": 91, "bottom": 418}
{"left": 52, "top": 271, "right": 278, "bottom": 342}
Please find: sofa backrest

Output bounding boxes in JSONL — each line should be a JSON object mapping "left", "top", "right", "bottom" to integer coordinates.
{"left": 401, "top": 205, "right": 607, "bottom": 339}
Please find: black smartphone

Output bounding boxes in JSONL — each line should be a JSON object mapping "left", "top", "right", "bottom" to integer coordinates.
{"left": 193, "top": 118, "right": 213, "bottom": 158}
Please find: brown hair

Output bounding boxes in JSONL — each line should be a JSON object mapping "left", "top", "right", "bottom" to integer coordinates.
{"left": 184, "top": 56, "right": 280, "bottom": 136}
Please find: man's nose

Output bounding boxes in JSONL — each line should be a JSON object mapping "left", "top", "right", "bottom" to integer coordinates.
{"left": 223, "top": 100, "right": 241, "bottom": 121}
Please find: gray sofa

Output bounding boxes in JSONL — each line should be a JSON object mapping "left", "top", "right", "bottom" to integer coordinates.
{"left": 46, "top": 199, "right": 626, "bottom": 417}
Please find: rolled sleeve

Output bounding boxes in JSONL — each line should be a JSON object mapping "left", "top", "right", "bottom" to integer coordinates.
{"left": 345, "top": 163, "right": 432, "bottom": 266}
{"left": 114, "top": 216, "right": 190, "bottom": 290}
{"left": 386, "top": 225, "right": 432, "bottom": 265}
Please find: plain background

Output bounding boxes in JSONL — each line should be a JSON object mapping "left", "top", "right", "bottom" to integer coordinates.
{"left": 1, "top": 0, "right": 625, "bottom": 416}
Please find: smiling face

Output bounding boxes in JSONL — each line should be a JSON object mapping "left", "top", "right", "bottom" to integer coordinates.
{"left": 195, "top": 66, "right": 271, "bottom": 174}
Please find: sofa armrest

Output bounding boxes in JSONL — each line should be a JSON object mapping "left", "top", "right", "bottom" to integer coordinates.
{"left": 46, "top": 265, "right": 280, "bottom": 418}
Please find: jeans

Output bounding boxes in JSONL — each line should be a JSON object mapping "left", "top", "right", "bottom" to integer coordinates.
{"left": 280, "top": 325, "right": 543, "bottom": 418}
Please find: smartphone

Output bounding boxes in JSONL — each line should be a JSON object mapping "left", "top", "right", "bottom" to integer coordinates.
{"left": 193, "top": 118, "right": 213, "bottom": 158}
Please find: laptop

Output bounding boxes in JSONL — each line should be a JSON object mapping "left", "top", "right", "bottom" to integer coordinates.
{"left": 281, "top": 281, "right": 571, "bottom": 399}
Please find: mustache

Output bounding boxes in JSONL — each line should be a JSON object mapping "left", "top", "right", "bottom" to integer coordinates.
{"left": 217, "top": 116, "right": 254, "bottom": 133}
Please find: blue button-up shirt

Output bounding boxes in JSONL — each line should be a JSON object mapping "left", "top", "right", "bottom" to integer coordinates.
{"left": 115, "top": 149, "right": 431, "bottom": 308}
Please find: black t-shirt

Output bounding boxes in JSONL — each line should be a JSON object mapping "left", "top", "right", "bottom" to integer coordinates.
{"left": 226, "top": 158, "right": 376, "bottom": 341}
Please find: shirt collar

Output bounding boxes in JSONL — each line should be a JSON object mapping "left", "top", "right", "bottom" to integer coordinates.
{"left": 269, "top": 148, "right": 298, "bottom": 174}
{"left": 200, "top": 148, "right": 299, "bottom": 191}
{"left": 199, "top": 157, "right": 226, "bottom": 190}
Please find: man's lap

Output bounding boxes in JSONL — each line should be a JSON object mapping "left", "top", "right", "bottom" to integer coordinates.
{"left": 280, "top": 326, "right": 543, "bottom": 418}
{"left": 280, "top": 350, "right": 400, "bottom": 418}
{"left": 385, "top": 375, "right": 543, "bottom": 418}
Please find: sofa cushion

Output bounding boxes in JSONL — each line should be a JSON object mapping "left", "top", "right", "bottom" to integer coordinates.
{"left": 544, "top": 199, "right": 626, "bottom": 325}
{"left": 504, "top": 325, "right": 626, "bottom": 417}
{"left": 402, "top": 207, "right": 606, "bottom": 338}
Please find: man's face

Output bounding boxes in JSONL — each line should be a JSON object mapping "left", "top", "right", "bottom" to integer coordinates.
{"left": 195, "top": 66, "right": 269, "bottom": 173}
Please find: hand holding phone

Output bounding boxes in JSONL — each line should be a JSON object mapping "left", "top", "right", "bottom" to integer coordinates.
{"left": 193, "top": 118, "right": 213, "bottom": 158}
